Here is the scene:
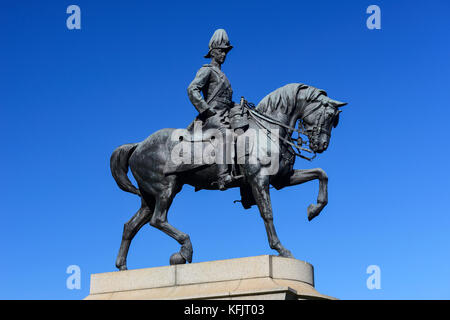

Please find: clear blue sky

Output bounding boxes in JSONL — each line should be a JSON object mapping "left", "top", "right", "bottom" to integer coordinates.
{"left": 0, "top": 0, "right": 449, "bottom": 300}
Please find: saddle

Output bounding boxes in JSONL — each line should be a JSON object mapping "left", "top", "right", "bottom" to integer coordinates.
{"left": 164, "top": 101, "right": 249, "bottom": 175}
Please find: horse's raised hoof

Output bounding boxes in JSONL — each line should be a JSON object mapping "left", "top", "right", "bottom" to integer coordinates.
{"left": 169, "top": 252, "right": 187, "bottom": 265}
{"left": 307, "top": 204, "right": 321, "bottom": 221}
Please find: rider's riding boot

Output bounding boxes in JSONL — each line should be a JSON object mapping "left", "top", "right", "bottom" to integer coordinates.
{"left": 214, "top": 165, "right": 244, "bottom": 191}
{"left": 216, "top": 173, "right": 234, "bottom": 191}
{"left": 213, "top": 164, "right": 234, "bottom": 191}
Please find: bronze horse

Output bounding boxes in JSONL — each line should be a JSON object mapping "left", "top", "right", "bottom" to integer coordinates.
{"left": 111, "top": 83, "right": 346, "bottom": 270}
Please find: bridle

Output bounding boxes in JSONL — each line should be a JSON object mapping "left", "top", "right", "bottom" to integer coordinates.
{"left": 242, "top": 99, "right": 332, "bottom": 161}
{"left": 300, "top": 102, "right": 333, "bottom": 141}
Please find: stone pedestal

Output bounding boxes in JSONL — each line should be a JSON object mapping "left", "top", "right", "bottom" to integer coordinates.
{"left": 85, "top": 255, "right": 335, "bottom": 300}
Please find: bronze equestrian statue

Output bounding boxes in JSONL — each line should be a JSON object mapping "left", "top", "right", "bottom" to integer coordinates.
{"left": 110, "top": 29, "right": 347, "bottom": 270}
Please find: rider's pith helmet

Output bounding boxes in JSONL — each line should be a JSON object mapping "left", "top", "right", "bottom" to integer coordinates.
{"left": 204, "top": 29, "right": 233, "bottom": 58}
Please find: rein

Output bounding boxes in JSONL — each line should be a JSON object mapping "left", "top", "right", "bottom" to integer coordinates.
{"left": 242, "top": 100, "right": 319, "bottom": 161}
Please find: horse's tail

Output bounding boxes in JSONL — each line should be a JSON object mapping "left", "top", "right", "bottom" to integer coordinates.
{"left": 110, "top": 143, "right": 141, "bottom": 197}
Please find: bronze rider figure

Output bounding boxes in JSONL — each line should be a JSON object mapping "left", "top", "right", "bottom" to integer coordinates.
{"left": 187, "top": 29, "right": 238, "bottom": 190}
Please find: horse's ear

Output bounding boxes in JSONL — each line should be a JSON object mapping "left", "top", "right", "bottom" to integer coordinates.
{"left": 327, "top": 98, "right": 347, "bottom": 108}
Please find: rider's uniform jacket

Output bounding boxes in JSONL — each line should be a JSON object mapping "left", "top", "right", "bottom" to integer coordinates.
{"left": 187, "top": 64, "right": 233, "bottom": 125}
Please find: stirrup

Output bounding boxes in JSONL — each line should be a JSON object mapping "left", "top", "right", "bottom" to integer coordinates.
{"left": 212, "top": 174, "right": 244, "bottom": 190}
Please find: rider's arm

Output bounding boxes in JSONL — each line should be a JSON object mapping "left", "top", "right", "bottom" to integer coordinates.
{"left": 187, "top": 67, "right": 214, "bottom": 116}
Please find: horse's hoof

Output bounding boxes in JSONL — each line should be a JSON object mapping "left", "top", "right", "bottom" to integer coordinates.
{"left": 170, "top": 252, "right": 187, "bottom": 265}
{"left": 117, "top": 265, "right": 128, "bottom": 271}
{"left": 307, "top": 204, "right": 320, "bottom": 221}
{"left": 279, "top": 250, "right": 294, "bottom": 259}
{"left": 180, "top": 242, "right": 193, "bottom": 263}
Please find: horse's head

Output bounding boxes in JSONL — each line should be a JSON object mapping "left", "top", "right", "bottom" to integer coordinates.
{"left": 254, "top": 83, "right": 347, "bottom": 154}
{"left": 301, "top": 97, "right": 346, "bottom": 153}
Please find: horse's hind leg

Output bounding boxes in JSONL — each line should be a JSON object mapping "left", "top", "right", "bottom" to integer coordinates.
{"left": 145, "top": 179, "right": 193, "bottom": 265}
{"left": 115, "top": 198, "right": 154, "bottom": 271}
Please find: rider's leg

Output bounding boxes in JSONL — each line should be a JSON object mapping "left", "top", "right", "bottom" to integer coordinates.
{"left": 202, "top": 109, "right": 240, "bottom": 190}
{"left": 215, "top": 128, "right": 234, "bottom": 190}
{"left": 209, "top": 117, "right": 235, "bottom": 190}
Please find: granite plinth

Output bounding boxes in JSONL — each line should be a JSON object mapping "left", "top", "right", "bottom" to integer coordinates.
{"left": 85, "top": 255, "right": 335, "bottom": 300}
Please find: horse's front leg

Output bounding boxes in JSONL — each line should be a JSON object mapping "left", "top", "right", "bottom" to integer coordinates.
{"left": 287, "top": 168, "right": 328, "bottom": 221}
{"left": 249, "top": 174, "right": 294, "bottom": 258}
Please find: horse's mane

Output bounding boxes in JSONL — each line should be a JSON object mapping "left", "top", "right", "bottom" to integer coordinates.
{"left": 255, "top": 83, "right": 328, "bottom": 114}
